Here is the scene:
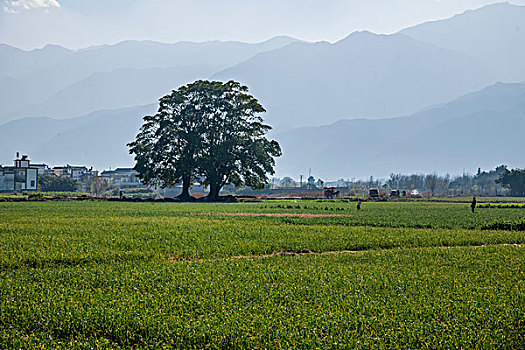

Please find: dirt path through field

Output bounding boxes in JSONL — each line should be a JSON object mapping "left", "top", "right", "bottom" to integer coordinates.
{"left": 168, "top": 243, "right": 523, "bottom": 263}
{"left": 191, "top": 212, "right": 352, "bottom": 218}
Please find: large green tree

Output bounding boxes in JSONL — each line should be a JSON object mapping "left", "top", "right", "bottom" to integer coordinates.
{"left": 128, "top": 82, "right": 207, "bottom": 200}
{"left": 197, "top": 81, "right": 281, "bottom": 200}
{"left": 128, "top": 80, "right": 281, "bottom": 201}
{"left": 496, "top": 168, "right": 525, "bottom": 196}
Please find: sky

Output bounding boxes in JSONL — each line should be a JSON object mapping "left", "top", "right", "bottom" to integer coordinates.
{"left": 2, "top": 0, "right": 525, "bottom": 50}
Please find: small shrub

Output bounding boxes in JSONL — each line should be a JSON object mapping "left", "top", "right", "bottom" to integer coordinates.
{"left": 28, "top": 192, "right": 44, "bottom": 199}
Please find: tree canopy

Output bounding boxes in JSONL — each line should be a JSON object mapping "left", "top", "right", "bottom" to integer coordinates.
{"left": 38, "top": 174, "right": 81, "bottom": 192}
{"left": 128, "top": 80, "right": 281, "bottom": 200}
{"left": 496, "top": 168, "right": 525, "bottom": 197}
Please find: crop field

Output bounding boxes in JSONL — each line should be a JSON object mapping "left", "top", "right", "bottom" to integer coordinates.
{"left": 479, "top": 203, "right": 525, "bottom": 209}
{"left": 1, "top": 200, "right": 524, "bottom": 349}
{"left": 410, "top": 196, "right": 525, "bottom": 203}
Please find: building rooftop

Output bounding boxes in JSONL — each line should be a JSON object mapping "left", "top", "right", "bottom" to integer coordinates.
{"left": 54, "top": 165, "right": 88, "bottom": 169}
{"left": 115, "top": 168, "right": 134, "bottom": 172}
{"left": 14, "top": 154, "right": 30, "bottom": 161}
{"left": 101, "top": 168, "right": 135, "bottom": 175}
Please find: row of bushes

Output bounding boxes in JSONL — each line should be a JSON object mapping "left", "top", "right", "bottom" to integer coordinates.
{"left": 481, "top": 218, "right": 525, "bottom": 231}
{"left": 478, "top": 203, "right": 525, "bottom": 209}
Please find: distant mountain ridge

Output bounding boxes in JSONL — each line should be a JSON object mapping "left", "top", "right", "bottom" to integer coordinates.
{"left": 11, "top": 65, "right": 219, "bottom": 119}
{"left": 3, "top": 3, "right": 525, "bottom": 126}
{"left": 0, "top": 82, "right": 523, "bottom": 178}
{"left": 0, "top": 36, "right": 301, "bottom": 121}
{"left": 0, "top": 105, "right": 156, "bottom": 170}
{"left": 273, "top": 81, "right": 525, "bottom": 178}
{"left": 2, "top": 3, "right": 525, "bottom": 127}
{"left": 401, "top": 2, "right": 525, "bottom": 82}
{"left": 1, "top": 36, "right": 299, "bottom": 80}
{"left": 213, "top": 30, "right": 493, "bottom": 129}
{"left": 1, "top": 3, "right": 525, "bottom": 178}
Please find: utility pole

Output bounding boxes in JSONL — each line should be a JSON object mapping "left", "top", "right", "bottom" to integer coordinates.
{"left": 299, "top": 175, "right": 303, "bottom": 187}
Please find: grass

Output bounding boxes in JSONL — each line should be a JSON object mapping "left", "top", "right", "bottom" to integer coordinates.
{"left": 417, "top": 196, "right": 525, "bottom": 203}
{"left": 1, "top": 200, "right": 524, "bottom": 349}
{"left": 479, "top": 203, "right": 525, "bottom": 209}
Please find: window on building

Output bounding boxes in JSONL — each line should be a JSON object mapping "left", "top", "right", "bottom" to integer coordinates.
{"left": 31, "top": 180, "right": 35, "bottom": 187}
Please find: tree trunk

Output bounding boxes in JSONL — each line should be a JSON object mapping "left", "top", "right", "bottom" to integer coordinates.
{"left": 176, "top": 175, "right": 192, "bottom": 201}
{"left": 207, "top": 181, "right": 221, "bottom": 201}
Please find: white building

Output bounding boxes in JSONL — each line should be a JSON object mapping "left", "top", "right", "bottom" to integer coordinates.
{"left": 100, "top": 168, "right": 143, "bottom": 188}
{"left": 0, "top": 166, "right": 15, "bottom": 192}
{"left": 0, "top": 154, "right": 38, "bottom": 192}
{"left": 53, "top": 165, "right": 97, "bottom": 181}
{"left": 31, "top": 163, "right": 54, "bottom": 175}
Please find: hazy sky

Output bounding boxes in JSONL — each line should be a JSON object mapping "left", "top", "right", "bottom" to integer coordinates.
{"left": 1, "top": 0, "right": 525, "bottom": 49}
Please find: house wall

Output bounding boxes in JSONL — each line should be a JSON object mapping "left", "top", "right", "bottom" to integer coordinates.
{"left": 14, "top": 169, "right": 26, "bottom": 190}
{"left": 0, "top": 173, "right": 14, "bottom": 191}
{"left": 26, "top": 169, "right": 37, "bottom": 190}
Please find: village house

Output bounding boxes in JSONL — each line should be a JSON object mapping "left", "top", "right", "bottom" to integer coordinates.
{"left": 0, "top": 154, "right": 38, "bottom": 192}
{"left": 100, "top": 168, "right": 143, "bottom": 188}
{"left": 0, "top": 166, "right": 15, "bottom": 192}
{"left": 53, "top": 165, "right": 97, "bottom": 181}
{"left": 32, "top": 163, "right": 54, "bottom": 175}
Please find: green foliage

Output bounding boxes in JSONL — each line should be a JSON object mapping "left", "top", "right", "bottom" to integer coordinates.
{"left": 27, "top": 192, "right": 44, "bottom": 199}
{"left": 497, "top": 168, "right": 525, "bottom": 196}
{"left": 0, "top": 201, "right": 524, "bottom": 348}
{"left": 37, "top": 174, "right": 81, "bottom": 192}
{"left": 196, "top": 81, "right": 281, "bottom": 199}
{"left": 481, "top": 218, "right": 525, "bottom": 231}
{"left": 20, "top": 191, "right": 89, "bottom": 198}
{"left": 128, "top": 83, "right": 206, "bottom": 198}
{"left": 128, "top": 80, "right": 281, "bottom": 201}
{"left": 2, "top": 202, "right": 524, "bottom": 270}
{"left": 479, "top": 203, "right": 525, "bottom": 209}
{"left": 416, "top": 196, "right": 525, "bottom": 203}
{"left": 2, "top": 247, "right": 523, "bottom": 349}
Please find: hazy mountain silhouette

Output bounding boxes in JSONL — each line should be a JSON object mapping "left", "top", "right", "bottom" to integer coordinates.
{"left": 3, "top": 4, "right": 523, "bottom": 127}
{"left": 1, "top": 83, "right": 523, "bottom": 177}
{"left": 401, "top": 2, "right": 525, "bottom": 82}
{"left": 0, "top": 36, "right": 300, "bottom": 121}
{"left": 273, "top": 81, "right": 525, "bottom": 179}
{"left": 213, "top": 31, "right": 493, "bottom": 130}
{"left": 0, "top": 105, "right": 156, "bottom": 169}
{"left": 13, "top": 65, "right": 218, "bottom": 119}
{"left": 0, "top": 43, "right": 73, "bottom": 79}
{"left": 1, "top": 3, "right": 524, "bottom": 177}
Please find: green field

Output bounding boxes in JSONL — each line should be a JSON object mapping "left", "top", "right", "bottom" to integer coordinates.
{"left": 1, "top": 200, "right": 524, "bottom": 349}
{"left": 405, "top": 196, "right": 525, "bottom": 203}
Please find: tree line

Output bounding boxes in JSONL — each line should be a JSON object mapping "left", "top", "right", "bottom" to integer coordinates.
{"left": 383, "top": 166, "right": 524, "bottom": 196}
{"left": 267, "top": 166, "right": 525, "bottom": 197}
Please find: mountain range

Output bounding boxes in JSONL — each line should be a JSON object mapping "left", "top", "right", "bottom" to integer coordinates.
{"left": 1, "top": 82, "right": 522, "bottom": 178}
{"left": 401, "top": 2, "right": 525, "bottom": 83}
{"left": 213, "top": 31, "right": 492, "bottom": 129}
{"left": 0, "top": 2, "right": 524, "bottom": 178}
{"left": 0, "top": 36, "right": 300, "bottom": 121}
{"left": 0, "top": 105, "right": 156, "bottom": 170}
{"left": 274, "top": 81, "right": 525, "bottom": 179}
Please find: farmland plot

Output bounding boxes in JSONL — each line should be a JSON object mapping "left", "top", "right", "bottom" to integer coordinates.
{"left": 0, "top": 201, "right": 524, "bottom": 349}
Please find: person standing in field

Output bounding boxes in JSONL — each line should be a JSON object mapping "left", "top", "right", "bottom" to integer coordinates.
{"left": 471, "top": 196, "right": 477, "bottom": 213}
{"left": 357, "top": 199, "right": 361, "bottom": 210}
